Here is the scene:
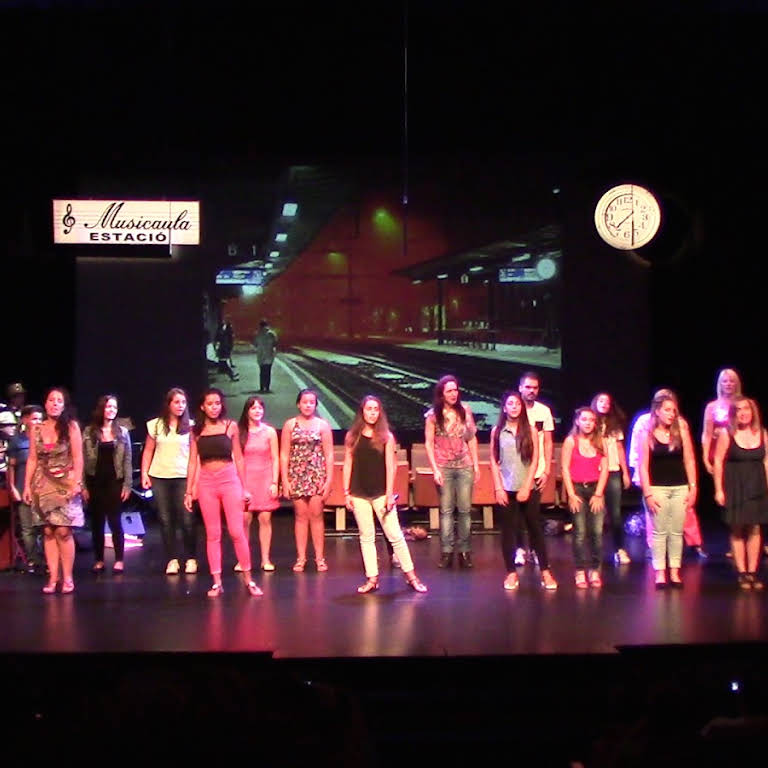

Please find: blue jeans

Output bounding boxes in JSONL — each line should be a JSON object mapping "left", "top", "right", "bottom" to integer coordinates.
{"left": 438, "top": 466, "right": 474, "bottom": 553}
{"left": 648, "top": 485, "right": 687, "bottom": 569}
{"left": 152, "top": 476, "right": 198, "bottom": 562}
{"left": 605, "top": 471, "right": 624, "bottom": 551}
{"left": 16, "top": 501, "right": 42, "bottom": 566}
{"left": 572, "top": 482, "right": 605, "bottom": 570}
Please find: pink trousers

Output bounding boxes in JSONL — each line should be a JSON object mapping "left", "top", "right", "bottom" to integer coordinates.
{"left": 197, "top": 464, "right": 252, "bottom": 575}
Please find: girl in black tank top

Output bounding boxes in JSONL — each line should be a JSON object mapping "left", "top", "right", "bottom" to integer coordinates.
{"left": 343, "top": 396, "right": 427, "bottom": 594}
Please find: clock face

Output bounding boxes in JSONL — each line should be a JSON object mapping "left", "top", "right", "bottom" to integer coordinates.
{"left": 594, "top": 184, "right": 661, "bottom": 250}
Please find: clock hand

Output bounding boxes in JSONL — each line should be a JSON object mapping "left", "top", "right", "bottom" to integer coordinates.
{"left": 615, "top": 210, "right": 634, "bottom": 229}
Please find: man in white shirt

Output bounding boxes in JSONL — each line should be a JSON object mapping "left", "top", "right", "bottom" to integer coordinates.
{"left": 517, "top": 371, "right": 555, "bottom": 565}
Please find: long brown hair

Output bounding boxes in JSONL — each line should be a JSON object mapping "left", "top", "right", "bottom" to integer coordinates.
{"left": 728, "top": 396, "right": 762, "bottom": 433}
{"left": 492, "top": 391, "right": 534, "bottom": 464}
{"left": 590, "top": 392, "right": 626, "bottom": 438}
{"left": 648, "top": 392, "right": 682, "bottom": 450}
{"left": 42, "top": 387, "right": 76, "bottom": 444}
{"left": 158, "top": 387, "right": 190, "bottom": 436}
{"left": 345, "top": 395, "right": 391, "bottom": 453}
{"left": 568, "top": 407, "right": 604, "bottom": 453}
{"left": 431, "top": 375, "right": 466, "bottom": 431}
{"left": 238, "top": 395, "right": 266, "bottom": 450}
{"left": 89, "top": 394, "right": 120, "bottom": 440}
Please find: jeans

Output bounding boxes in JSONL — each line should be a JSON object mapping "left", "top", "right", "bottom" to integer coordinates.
{"left": 572, "top": 482, "right": 605, "bottom": 570}
{"left": 438, "top": 465, "right": 474, "bottom": 553}
{"left": 16, "top": 501, "right": 42, "bottom": 565}
{"left": 648, "top": 484, "right": 687, "bottom": 569}
{"left": 351, "top": 495, "right": 414, "bottom": 577}
{"left": 497, "top": 489, "right": 549, "bottom": 571}
{"left": 152, "top": 476, "right": 197, "bottom": 563}
{"left": 605, "top": 471, "right": 624, "bottom": 551}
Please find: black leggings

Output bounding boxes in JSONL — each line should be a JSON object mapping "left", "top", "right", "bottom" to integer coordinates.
{"left": 87, "top": 477, "right": 124, "bottom": 561}
{"left": 498, "top": 489, "right": 549, "bottom": 571}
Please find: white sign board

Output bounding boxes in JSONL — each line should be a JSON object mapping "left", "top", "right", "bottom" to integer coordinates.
{"left": 53, "top": 200, "right": 200, "bottom": 245}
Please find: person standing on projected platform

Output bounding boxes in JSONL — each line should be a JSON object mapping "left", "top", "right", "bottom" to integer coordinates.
{"left": 425, "top": 375, "right": 479, "bottom": 568}
{"left": 253, "top": 319, "right": 278, "bottom": 394}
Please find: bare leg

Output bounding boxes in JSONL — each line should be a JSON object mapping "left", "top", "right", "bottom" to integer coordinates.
{"left": 307, "top": 495, "right": 325, "bottom": 561}
{"left": 258, "top": 510, "right": 273, "bottom": 566}
{"left": 43, "top": 525, "right": 59, "bottom": 585}
{"left": 731, "top": 529, "right": 748, "bottom": 573}
{"left": 746, "top": 525, "right": 762, "bottom": 573}
{"left": 56, "top": 526, "right": 76, "bottom": 583}
{"left": 294, "top": 498, "right": 310, "bottom": 562}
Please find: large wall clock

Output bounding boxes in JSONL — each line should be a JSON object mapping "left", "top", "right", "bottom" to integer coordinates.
{"left": 594, "top": 183, "right": 661, "bottom": 250}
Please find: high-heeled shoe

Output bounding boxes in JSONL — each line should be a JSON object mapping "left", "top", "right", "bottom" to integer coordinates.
{"left": 245, "top": 580, "right": 263, "bottom": 597}
{"left": 357, "top": 576, "right": 379, "bottom": 594}
{"left": 405, "top": 574, "right": 427, "bottom": 593}
{"left": 207, "top": 583, "right": 224, "bottom": 597}
{"left": 61, "top": 580, "right": 75, "bottom": 594}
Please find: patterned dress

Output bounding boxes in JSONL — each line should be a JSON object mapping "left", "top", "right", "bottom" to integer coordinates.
{"left": 31, "top": 430, "right": 84, "bottom": 527}
{"left": 287, "top": 420, "right": 327, "bottom": 498}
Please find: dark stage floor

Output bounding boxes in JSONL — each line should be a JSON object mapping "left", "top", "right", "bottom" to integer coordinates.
{"left": 2, "top": 511, "right": 767, "bottom": 657}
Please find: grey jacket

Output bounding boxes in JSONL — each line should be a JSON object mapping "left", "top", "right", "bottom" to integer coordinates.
{"left": 82, "top": 424, "right": 133, "bottom": 493}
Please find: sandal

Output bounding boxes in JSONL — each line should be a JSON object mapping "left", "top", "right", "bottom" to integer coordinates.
{"left": 738, "top": 573, "right": 751, "bottom": 590}
{"left": 357, "top": 576, "right": 379, "bottom": 594}
{"left": 207, "top": 583, "right": 224, "bottom": 598}
{"left": 575, "top": 571, "right": 588, "bottom": 589}
{"left": 316, "top": 557, "right": 328, "bottom": 572}
{"left": 262, "top": 562, "right": 276, "bottom": 572}
{"left": 405, "top": 574, "right": 428, "bottom": 593}
{"left": 61, "top": 580, "right": 75, "bottom": 594}
{"left": 748, "top": 573, "right": 764, "bottom": 591}
{"left": 503, "top": 572, "right": 519, "bottom": 591}
{"left": 112, "top": 561, "right": 124, "bottom": 574}
{"left": 92, "top": 561, "right": 105, "bottom": 573}
{"left": 588, "top": 570, "right": 602, "bottom": 589}
{"left": 42, "top": 581, "right": 57, "bottom": 594}
{"left": 292, "top": 558, "right": 307, "bottom": 572}
{"left": 245, "top": 580, "right": 263, "bottom": 597}
{"left": 541, "top": 570, "right": 558, "bottom": 591}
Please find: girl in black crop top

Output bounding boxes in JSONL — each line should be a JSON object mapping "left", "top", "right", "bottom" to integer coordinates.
{"left": 185, "top": 388, "right": 262, "bottom": 598}
{"left": 342, "top": 396, "right": 427, "bottom": 594}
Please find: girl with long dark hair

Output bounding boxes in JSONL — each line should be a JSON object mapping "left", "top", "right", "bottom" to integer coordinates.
{"left": 343, "top": 396, "right": 427, "bottom": 593}
{"left": 82, "top": 394, "right": 132, "bottom": 573}
{"left": 23, "top": 387, "right": 84, "bottom": 594}
{"left": 141, "top": 387, "right": 197, "bottom": 574}
{"left": 425, "top": 375, "right": 479, "bottom": 568}
{"left": 591, "top": 392, "right": 631, "bottom": 564}
{"left": 490, "top": 391, "right": 557, "bottom": 590}
{"left": 237, "top": 396, "right": 279, "bottom": 572}
{"left": 184, "top": 388, "right": 261, "bottom": 597}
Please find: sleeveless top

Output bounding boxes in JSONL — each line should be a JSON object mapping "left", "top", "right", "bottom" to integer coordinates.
{"left": 31, "top": 429, "right": 84, "bottom": 527}
{"left": 724, "top": 433, "right": 768, "bottom": 509}
{"left": 649, "top": 440, "right": 687, "bottom": 486}
{"left": 287, "top": 419, "right": 327, "bottom": 498}
{"left": 426, "top": 407, "right": 476, "bottom": 469}
{"left": 197, "top": 425, "right": 233, "bottom": 463}
{"left": 350, "top": 435, "right": 386, "bottom": 498}
{"left": 243, "top": 427, "right": 279, "bottom": 511}
{"left": 569, "top": 441, "right": 602, "bottom": 483}
{"left": 498, "top": 426, "right": 529, "bottom": 492}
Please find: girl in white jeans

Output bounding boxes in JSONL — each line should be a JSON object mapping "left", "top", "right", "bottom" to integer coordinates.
{"left": 343, "top": 396, "right": 427, "bottom": 594}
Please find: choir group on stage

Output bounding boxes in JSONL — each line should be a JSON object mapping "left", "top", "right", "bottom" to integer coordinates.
{"left": 6, "top": 366, "right": 768, "bottom": 597}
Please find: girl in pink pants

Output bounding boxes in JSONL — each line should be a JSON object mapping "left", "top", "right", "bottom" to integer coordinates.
{"left": 185, "top": 387, "right": 262, "bottom": 597}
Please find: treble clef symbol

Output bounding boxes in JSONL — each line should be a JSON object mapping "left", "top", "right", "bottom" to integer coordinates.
{"left": 62, "top": 203, "right": 76, "bottom": 235}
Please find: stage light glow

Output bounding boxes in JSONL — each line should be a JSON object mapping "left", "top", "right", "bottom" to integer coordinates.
{"left": 536, "top": 257, "right": 557, "bottom": 279}
{"left": 275, "top": 232, "right": 287, "bottom": 242}
{"left": 282, "top": 202, "right": 298, "bottom": 217}
{"left": 437, "top": 273, "right": 448, "bottom": 279}
{"left": 269, "top": 250, "right": 280, "bottom": 259}
{"left": 373, "top": 207, "right": 399, "bottom": 236}
{"left": 469, "top": 265, "right": 483, "bottom": 272}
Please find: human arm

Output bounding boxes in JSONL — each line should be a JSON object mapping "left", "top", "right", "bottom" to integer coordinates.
{"left": 342, "top": 438, "right": 354, "bottom": 511}
{"left": 321, "top": 420, "right": 334, "bottom": 500}
{"left": 590, "top": 456, "right": 608, "bottom": 513}
{"left": 712, "top": 430, "right": 729, "bottom": 507}
{"left": 681, "top": 420, "right": 698, "bottom": 508}
{"left": 617, "top": 438, "right": 631, "bottom": 489}
{"left": 560, "top": 436, "right": 580, "bottom": 513}
{"left": 536, "top": 426, "right": 554, "bottom": 491}
{"left": 517, "top": 426, "right": 539, "bottom": 503}
{"left": 229, "top": 421, "right": 250, "bottom": 505}
{"left": 140, "top": 427, "right": 156, "bottom": 489}
{"left": 701, "top": 402, "right": 715, "bottom": 475}
{"left": 466, "top": 408, "right": 480, "bottom": 480}
{"left": 69, "top": 422, "right": 84, "bottom": 499}
{"left": 268, "top": 426, "right": 279, "bottom": 499}
{"left": 489, "top": 427, "right": 509, "bottom": 507}
{"left": 639, "top": 430, "right": 661, "bottom": 515}
{"left": 22, "top": 427, "right": 37, "bottom": 505}
{"left": 120, "top": 428, "right": 132, "bottom": 501}
{"left": 424, "top": 413, "right": 443, "bottom": 486}
{"left": 184, "top": 434, "right": 199, "bottom": 511}
{"left": 280, "top": 420, "right": 293, "bottom": 498}
{"left": 7, "top": 448, "right": 20, "bottom": 503}
{"left": 384, "top": 433, "right": 396, "bottom": 510}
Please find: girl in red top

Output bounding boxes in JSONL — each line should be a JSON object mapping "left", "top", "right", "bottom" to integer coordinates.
{"left": 561, "top": 407, "right": 608, "bottom": 588}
